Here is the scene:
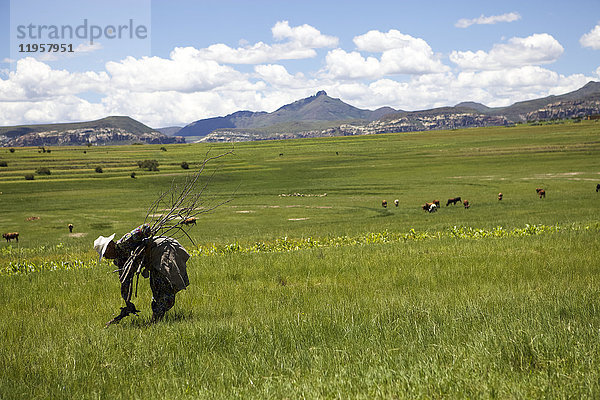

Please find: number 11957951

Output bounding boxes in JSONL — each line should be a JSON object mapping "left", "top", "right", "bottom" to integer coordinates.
{"left": 19, "top": 43, "right": 74, "bottom": 52}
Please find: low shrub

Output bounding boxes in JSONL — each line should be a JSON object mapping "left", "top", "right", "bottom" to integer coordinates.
{"left": 137, "top": 159, "right": 159, "bottom": 171}
{"left": 95, "top": 166, "right": 103, "bottom": 173}
{"left": 24, "top": 174, "right": 34, "bottom": 180}
{"left": 0, "top": 161, "right": 7, "bottom": 167}
{"left": 181, "top": 161, "right": 189, "bottom": 169}
{"left": 35, "top": 167, "right": 51, "bottom": 175}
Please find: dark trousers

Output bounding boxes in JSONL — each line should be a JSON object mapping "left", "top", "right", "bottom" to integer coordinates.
{"left": 149, "top": 271, "right": 176, "bottom": 320}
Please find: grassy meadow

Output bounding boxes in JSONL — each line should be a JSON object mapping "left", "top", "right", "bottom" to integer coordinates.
{"left": 1, "top": 121, "right": 600, "bottom": 398}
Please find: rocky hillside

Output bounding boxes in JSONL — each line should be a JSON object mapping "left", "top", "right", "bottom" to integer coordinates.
{"left": 0, "top": 116, "right": 185, "bottom": 147}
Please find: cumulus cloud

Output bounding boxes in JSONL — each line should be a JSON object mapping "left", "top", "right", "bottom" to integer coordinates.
{"left": 580, "top": 23, "right": 600, "bottom": 49}
{"left": 354, "top": 29, "right": 434, "bottom": 53}
{"left": 324, "top": 29, "right": 448, "bottom": 79}
{"left": 0, "top": 95, "right": 107, "bottom": 125}
{"left": 0, "top": 57, "right": 109, "bottom": 101}
{"left": 450, "top": 33, "right": 564, "bottom": 70}
{"left": 455, "top": 12, "right": 521, "bottom": 28}
{"left": 271, "top": 21, "right": 338, "bottom": 48}
{"left": 105, "top": 47, "right": 248, "bottom": 92}
{"left": 254, "top": 64, "right": 311, "bottom": 89}
{"left": 196, "top": 21, "right": 338, "bottom": 64}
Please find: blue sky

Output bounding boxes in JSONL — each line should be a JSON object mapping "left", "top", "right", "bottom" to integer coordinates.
{"left": 0, "top": 0, "right": 599, "bottom": 128}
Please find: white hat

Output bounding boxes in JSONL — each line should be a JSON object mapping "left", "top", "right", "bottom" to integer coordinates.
{"left": 94, "top": 233, "right": 115, "bottom": 262}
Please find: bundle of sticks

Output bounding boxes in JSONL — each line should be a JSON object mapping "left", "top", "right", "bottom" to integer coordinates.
{"left": 144, "top": 149, "right": 235, "bottom": 245}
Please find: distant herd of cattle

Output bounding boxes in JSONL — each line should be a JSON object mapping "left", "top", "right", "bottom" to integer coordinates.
{"left": 2, "top": 187, "right": 600, "bottom": 243}
{"left": 379, "top": 185, "right": 598, "bottom": 214}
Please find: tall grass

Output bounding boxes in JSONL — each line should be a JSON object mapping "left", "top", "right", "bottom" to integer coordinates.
{"left": 1, "top": 230, "right": 599, "bottom": 398}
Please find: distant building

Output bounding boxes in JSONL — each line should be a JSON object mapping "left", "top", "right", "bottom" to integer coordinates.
{"left": 585, "top": 114, "right": 600, "bottom": 120}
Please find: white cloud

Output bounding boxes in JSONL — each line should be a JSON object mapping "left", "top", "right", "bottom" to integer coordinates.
{"left": 354, "top": 29, "right": 432, "bottom": 53}
{"left": 450, "top": 33, "right": 564, "bottom": 70}
{"left": 0, "top": 57, "right": 109, "bottom": 101}
{"left": 196, "top": 21, "right": 337, "bottom": 64}
{"left": 254, "top": 64, "right": 310, "bottom": 88}
{"left": 271, "top": 20, "right": 338, "bottom": 48}
{"left": 456, "top": 12, "right": 521, "bottom": 28}
{"left": 105, "top": 47, "right": 247, "bottom": 92}
{"left": 324, "top": 30, "right": 448, "bottom": 79}
{"left": 580, "top": 23, "right": 600, "bottom": 49}
{"left": 0, "top": 95, "right": 106, "bottom": 125}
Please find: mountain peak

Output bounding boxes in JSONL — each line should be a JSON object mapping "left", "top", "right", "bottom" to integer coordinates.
{"left": 316, "top": 90, "right": 328, "bottom": 97}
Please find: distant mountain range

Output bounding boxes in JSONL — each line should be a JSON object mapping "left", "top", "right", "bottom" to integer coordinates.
{"left": 176, "top": 90, "right": 397, "bottom": 138}
{"left": 1, "top": 82, "right": 599, "bottom": 146}
{"left": 0, "top": 116, "right": 184, "bottom": 147}
{"left": 176, "top": 82, "right": 600, "bottom": 142}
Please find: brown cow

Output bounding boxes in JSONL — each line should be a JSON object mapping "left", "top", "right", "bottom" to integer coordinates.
{"left": 498, "top": 192, "right": 503, "bottom": 201}
{"left": 432, "top": 200, "right": 440, "bottom": 207}
{"left": 3, "top": 232, "right": 19, "bottom": 242}
{"left": 446, "top": 197, "right": 461, "bottom": 206}
{"left": 182, "top": 217, "right": 197, "bottom": 226}
{"left": 463, "top": 200, "right": 470, "bottom": 209}
{"left": 536, "top": 188, "right": 546, "bottom": 198}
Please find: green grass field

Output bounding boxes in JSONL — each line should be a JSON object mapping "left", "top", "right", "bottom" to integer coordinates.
{"left": 1, "top": 121, "right": 599, "bottom": 398}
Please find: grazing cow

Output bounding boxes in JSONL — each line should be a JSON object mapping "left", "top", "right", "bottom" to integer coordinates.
{"left": 536, "top": 188, "right": 546, "bottom": 198}
{"left": 432, "top": 200, "right": 440, "bottom": 208}
{"left": 422, "top": 202, "right": 437, "bottom": 213}
{"left": 463, "top": 200, "right": 470, "bottom": 209}
{"left": 498, "top": 192, "right": 503, "bottom": 201}
{"left": 382, "top": 200, "right": 387, "bottom": 208}
{"left": 68, "top": 224, "right": 73, "bottom": 233}
{"left": 394, "top": 199, "right": 399, "bottom": 207}
{"left": 596, "top": 183, "right": 599, "bottom": 192}
{"left": 446, "top": 197, "right": 462, "bottom": 206}
{"left": 2, "top": 232, "right": 19, "bottom": 242}
{"left": 183, "top": 217, "right": 197, "bottom": 226}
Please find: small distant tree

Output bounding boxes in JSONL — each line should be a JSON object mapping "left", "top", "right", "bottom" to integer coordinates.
{"left": 0, "top": 161, "right": 7, "bottom": 167}
{"left": 180, "top": 161, "right": 189, "bottom": 170}
{"left": 95, "top": 166, "right": 103, "bottom": 173}
{"left": 35, "top": 167, "right": 51, "bottom": 175}
{"left": 131, "top": 172, "right": 137, "bottom": 179}
{"left": 137, "top": 159, "right": 159, "bottom": 171}
{"left": 160, "top": 146, "right": 167, "bottom": 151}
{"left": 25, "top": 174, "right": 34, "bottom": 180}
{"left": 9, "top": 148, "right": 15, "bottom": 153}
